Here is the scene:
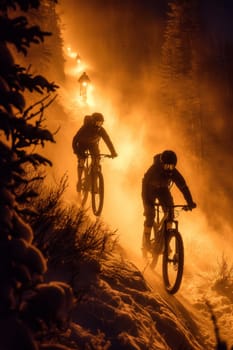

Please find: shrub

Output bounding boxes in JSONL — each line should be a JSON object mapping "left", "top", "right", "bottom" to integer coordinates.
{"left": 0, "top": 1, "right": 76, "bottom": 349}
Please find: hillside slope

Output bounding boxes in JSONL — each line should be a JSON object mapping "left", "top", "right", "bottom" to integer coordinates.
{"left": 51, "top": 248, "right": 215, "bottom": 350}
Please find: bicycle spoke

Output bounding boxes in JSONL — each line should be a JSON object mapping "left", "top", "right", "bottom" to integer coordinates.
{"left": 152, "top": 203, "right": 188, "bottom": 294}
{"left": 91, "top": 171, "right": 104, "bottom": 216}
{"left": 76, "top": 153, "right": 111, "bottom": 215}
{"left": 77, "top": 167, "right": 89, "bottom": 206}
{"left": 162, "top": 230, "right": 184, "bottom": 294}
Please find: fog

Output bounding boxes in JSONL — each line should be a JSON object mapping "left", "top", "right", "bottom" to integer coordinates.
{"left": 41, "top": 0, "right": 233, "bottom": 278}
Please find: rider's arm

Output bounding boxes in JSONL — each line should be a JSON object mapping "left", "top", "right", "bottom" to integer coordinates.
{"left": 99, "top": 128, "right": 117, "bottom": 157}
{"left": 173, "top": 170, "right": 196, "bottom": 208}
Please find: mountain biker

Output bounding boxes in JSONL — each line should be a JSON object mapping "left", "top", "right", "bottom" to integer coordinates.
{"left": 72, "top": 112, "right": 118, "bottom": 191}
{"left": 141, "top": 150, "right": 196, "bottom": 252}
{"left": 78, "top": 71, "right": 90, "bottom": 85}
{"left": 78, "top": 72, "right": 91, "bottom": 101}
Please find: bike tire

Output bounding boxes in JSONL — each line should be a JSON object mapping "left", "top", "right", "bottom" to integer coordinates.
{"left": 91, "top": 171, "right": 104, "bottom": 216}
{"left": 79, "top": 166, "right": 89, "bottom": 206}
{"left": 162, "top": 229, "right": 184, "bottom": 294}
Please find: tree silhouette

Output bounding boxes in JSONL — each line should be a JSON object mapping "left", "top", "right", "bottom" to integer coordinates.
{"left": 160, "top": 0, "right": 203, "bottom": 160}
{"left": 14, "top": 0, "right": 65, "bottom": 82}
{"left": 0, "top": 1, "right": 75, "bottom": 349}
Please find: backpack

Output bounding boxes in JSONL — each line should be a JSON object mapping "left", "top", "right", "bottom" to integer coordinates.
{"left": 72, "top": 115, "right": 93, "bottom": 154}
{"left": 153, "top": 153, "right": 161, "bottom": 166}
{"left": 83, "top": 114, "right": 93, "bottom": 125}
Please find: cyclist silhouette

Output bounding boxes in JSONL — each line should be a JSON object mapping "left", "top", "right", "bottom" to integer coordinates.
{"left": 78, "top": 71, "right": 91, "bottom": 102}
{"left": 72, "top": 112, "right": 117, "bottom": 191}
{"left": 141, "top": 150, "right": 196, "bottom": 252}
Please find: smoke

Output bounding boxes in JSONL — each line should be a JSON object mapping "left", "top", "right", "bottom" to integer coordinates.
{"left": 41, "top": 0, "right": 233, "bottom": 275}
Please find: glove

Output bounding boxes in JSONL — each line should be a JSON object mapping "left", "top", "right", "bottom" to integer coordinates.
{"left": 111, "top": 152, "right": 118, "bottom": 158}
{"left": 187, "top": 202, "right": 197, "bottom": 211}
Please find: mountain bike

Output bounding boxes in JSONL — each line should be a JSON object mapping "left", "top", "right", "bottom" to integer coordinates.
{"left": 143, "top": 202, "right": 189, "bottom": 294}
{"left": 77, "top": 152, "right": 112, "bottom": 216}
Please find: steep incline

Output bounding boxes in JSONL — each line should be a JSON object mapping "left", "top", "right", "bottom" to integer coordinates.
{"left": 68, "top": 250, "right": 215, "bottom": 349}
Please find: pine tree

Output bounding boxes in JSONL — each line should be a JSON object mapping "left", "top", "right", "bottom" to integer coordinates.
{"left": 160, "top": 0, "right": 203, "bottom": 159}
{"left": 19, "top": 0, "right": 65, "bottom": 81}
{"left": 0, "top": 1, "right": 74, "bottom": 349}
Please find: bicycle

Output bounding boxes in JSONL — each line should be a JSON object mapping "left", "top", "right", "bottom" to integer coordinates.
{"left": 143, "top": 202, "right": 189, "bottom": 294}
{"left": 77, "top": 152, "right": 112, "bottom": 216}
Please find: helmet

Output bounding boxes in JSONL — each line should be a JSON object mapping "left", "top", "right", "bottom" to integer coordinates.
{"left": 83, "top": 115, "right": 92, "bottom": 125}
{"left": 92, "top": 112, "right": 104, "bottom": 123}
{"left": 160, "top": 150, "right": 177, "bottom": 167}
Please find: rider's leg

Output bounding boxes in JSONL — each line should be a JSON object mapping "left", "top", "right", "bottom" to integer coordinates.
{"left": 90, "top": 144, "right": 100, "bottom": 170}
{"left": 90, "top": 144, "right": 100, "bottom": 193}
{"left": 142, "top": 201, "right": 155, "bottom": 251}
{"left": 141, "top": 185, "right": 155, "bottom": 252}
{"left": 78, "top": 158, "right": 85, "bottom": 175}
{"left": 158, "top": 188, "right": 174, "bottom": 221}
{"left": 142, "top": 226, "right": 152, "bottom": 250}
{"left": 75, "top": 144, "right": 87, "bottom": 191}
{"left": 77, "top": 157, "right": 86, "bottom": 191}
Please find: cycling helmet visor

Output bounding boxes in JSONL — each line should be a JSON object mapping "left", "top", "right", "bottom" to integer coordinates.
{"left": 160, "top": 150, "right": 177, "bottom": 168}
{"left": 163, "top": 163, "right": 175, "bottom": 170}
{"left": 95, "top": 120, "right": 103, "bottom": 127}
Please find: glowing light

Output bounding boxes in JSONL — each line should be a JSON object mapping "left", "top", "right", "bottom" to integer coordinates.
{"left": 76, "top": 54, "right": 81, "bottom": 64}
{"left": 67, "top": 62, "right": 86, "bottom": 77}
{"left": 76, "top": 83, "right": 95, "bottom": 107}
{"left": 66, "top": 46, "right": 78, "bottom": 59}
{"left": 78, "top": 72, "right": 91, "bottom": 104}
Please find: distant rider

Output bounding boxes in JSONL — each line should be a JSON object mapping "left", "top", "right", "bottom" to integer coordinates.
{"left": 72, "top": 112, "right": 118, "bottom": 191}
{"left": 141, "top": 150, "right": 196, "bottom": 253}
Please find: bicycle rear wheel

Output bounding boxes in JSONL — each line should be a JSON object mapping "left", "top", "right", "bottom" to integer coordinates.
{"left": 91, "top": 171, "right": 104, "bottom": 216}
{"left": 78, "top": 166, "right": 89, "bottom": 206}
{"left": 162, "top": 229, "right": 184, "bottom": 294}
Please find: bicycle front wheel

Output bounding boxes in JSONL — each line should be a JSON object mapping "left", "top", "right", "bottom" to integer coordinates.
{"left": 91, "top": 171, "right": 104, "bottom": 216}
{"left": 162, "top": 229, "right": 184, "bottom": 294}
{"left": 78, "top": 166, "right": 89, "bottom": 206}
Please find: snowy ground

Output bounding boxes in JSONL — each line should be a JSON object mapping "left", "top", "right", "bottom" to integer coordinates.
{"left": 142, "top": 253, "right": 233, "bottom": 349}
{"left": 54, "top": 247, "right": 225, "bottom": 350}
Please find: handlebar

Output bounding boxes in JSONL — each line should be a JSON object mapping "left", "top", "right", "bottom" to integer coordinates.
{"left": 84, "top": 152, "right": 113, "bottom": 159}
{"left": 99, "top": 154, "right": 114, "bottom": 158}
{"left": 154, "top": 203, "right": 190, "bottom": 211}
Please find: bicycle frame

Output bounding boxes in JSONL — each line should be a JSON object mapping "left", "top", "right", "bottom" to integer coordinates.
{"left": 78, "top": 152, "right": 112, "bottom": 216}
{"left": 154, "top": 202, "right": 187, "bottom": 233}
{"left": 84, "top": 152, "right": 111, "bottom": 170}
{"left": 84, "top": 153, "right": 111, "bottom": 190}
